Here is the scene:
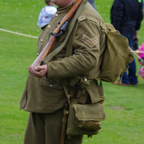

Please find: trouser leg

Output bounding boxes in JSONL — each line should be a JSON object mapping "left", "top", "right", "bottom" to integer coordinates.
{"left": 45, "top": 109, "right": 83, "bottom": 144}
{"left": 24, "top": 112, "right": 46, "bottom": 144}
{"left": 24, "top": 110, "right": 83, "bottom": 144}
{"left": 65, "top": 135, "right": 83, "bottom": 144}
{"left": 24, "top": 111, "right": 62, "bottom": 144}
{"left": 121, "top": 33, "right": 135, "bottom": 85}
{"left": 128, "top": 59, "right": 138, "bottom": 84}
{"left": 45, "top": 109, "right": 63, "bottom": 144}
{"left": 121, "top": 59, "right": 138, "bottom": 85}
{"left": 121, "top": 71, "right": 129, "bottom": 84}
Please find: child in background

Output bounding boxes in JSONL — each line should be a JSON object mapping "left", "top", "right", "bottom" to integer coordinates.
{"left": 37, "top": 0, "right": 57, "bottom": 28}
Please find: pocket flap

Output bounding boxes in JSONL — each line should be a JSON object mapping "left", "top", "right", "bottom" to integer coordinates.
{"left": 40, "top": 76, "right": 63, "bottom": 89}
{"left": 73, "top": 103, "right": 106, "bottom": 121}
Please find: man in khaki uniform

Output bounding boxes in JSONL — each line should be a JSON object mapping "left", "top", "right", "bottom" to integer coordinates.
{"left": 20, "top": 0, "right": 107, "bottom": 143}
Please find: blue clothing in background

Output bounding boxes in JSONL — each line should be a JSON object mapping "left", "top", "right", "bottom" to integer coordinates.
{"left": 121, "top": 33, "right": 138, "bottom": 85}
{"left": 111, "top": 0, "right": 143, "bottom": 85}
{"left": 111, "top": 0, "right": 143, "bottom": 34}
{"left": 88, "top": 0, "right": 96, "bottom": 10}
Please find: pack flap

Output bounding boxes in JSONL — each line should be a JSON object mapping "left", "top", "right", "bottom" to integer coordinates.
{"left": 101, "top": 22, "right": 120, "bottom": 34}
{"left": 73, "top": 103, "right": 106, "bottom": 121}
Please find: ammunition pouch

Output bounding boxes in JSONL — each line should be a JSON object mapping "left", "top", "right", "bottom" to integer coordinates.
{"left": 66, "top": 103, "right": 106, "bottom": 136}
{"left": 61, "top": 76, "right": 106, "bottom": 136}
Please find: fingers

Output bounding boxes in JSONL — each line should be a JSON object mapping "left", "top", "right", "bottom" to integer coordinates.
{"left": 34, "top": 66, "right": 45, "bottom": 71}
{"left": 28, "top": 66, "right": 41, "bottom": 77}
{"left": 28, "top": 65, "right": 47, "bottom": 78}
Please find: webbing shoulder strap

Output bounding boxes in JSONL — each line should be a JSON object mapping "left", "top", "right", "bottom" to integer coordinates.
{"left": 43, "top": 0, "right": 88, "bottom": 64}
{"left": 65, "top": 22, "right": 79, "bottom": 57}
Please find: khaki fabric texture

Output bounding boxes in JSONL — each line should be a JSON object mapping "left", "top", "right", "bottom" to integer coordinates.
{"left": 24, "top": 110, "right": 83, "bottom": 144}
{"left": 47, "top": 6, "right": 106, "bottom": 80}
{"left": 74, "top": 103, "right": 106, "bottom": 121}
{"left": 99, "top": 23, "right": 134, "bottom": 83}
{"left": 67, "top": 103, "right": 106, "bottom": 136}
{"left": 20, "top": 3, "right": 106, "bottom": 114}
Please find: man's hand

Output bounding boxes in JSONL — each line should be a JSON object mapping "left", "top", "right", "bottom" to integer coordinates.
{"left": 28, "top": 64, "right": 47, "bottom": 78}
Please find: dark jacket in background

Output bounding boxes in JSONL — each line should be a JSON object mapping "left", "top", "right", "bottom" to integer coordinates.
{"left": 111, "top": 0, "right": 143, "bottom": 34}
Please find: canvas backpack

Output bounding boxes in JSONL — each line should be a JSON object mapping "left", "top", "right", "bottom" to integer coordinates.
{"left": 43, "top": 20, "right": 134, "bottom": 84}
{"left": 98, "top": 23, "right": 134, "bottom": 83}
{"left": 65, "top": 22, "right": 134, "bottom": 83}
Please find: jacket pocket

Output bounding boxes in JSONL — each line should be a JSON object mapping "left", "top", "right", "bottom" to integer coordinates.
{"left": 40, "top": 76, "right": 63, "bottom": 89}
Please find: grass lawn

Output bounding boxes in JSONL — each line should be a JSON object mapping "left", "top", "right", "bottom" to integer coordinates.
{"left": 0, "top": 0, "right": 144, "bottom": 143}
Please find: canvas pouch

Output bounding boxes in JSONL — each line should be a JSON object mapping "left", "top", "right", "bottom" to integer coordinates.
{"left": 66, "top": 103, "right": 106, "bottom": 136}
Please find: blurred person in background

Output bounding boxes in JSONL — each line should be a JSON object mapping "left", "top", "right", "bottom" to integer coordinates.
{"left": 111, "top": 0, "right": 143, "bottom": 86}
{"left": 37, "top": 0, "right": 57, "bottom": 28}
{"left": 133, "top": 0, "right": 144, "bottom": 50}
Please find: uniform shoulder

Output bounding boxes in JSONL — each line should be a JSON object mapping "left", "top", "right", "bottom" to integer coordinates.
{"left": 79, "top": 2, "right": 104, "bottom": 24}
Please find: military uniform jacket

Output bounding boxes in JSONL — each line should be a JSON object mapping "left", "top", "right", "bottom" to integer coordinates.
{"left": 20, "top": 3, "right": 107, "bottom": 113}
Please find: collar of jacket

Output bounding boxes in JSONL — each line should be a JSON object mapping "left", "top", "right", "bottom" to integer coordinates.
{"left": 57, "top": 4, "right": 73, "bottom": 14}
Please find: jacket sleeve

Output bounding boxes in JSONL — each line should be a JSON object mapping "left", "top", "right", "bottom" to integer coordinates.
{"left": 135, "top": 0, "right": 143, "bottom": 30}
{"left": 111, "top": 0, "right": 124, "bottom": 30}
{"left": 46, "top": 19, "right": 101, "bottom": 80}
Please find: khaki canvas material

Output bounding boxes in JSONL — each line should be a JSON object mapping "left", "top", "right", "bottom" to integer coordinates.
{"left": 67, "top": 103, "right": 106, "bottom": 136}
{"left": 24, "top": 111, "right": 83, "bottom": 144}
{"left": 99, "top": 23, "right": 134, "bottom": 83}
{"left": 74, "top": 103, "right": 106, "bottom": 121}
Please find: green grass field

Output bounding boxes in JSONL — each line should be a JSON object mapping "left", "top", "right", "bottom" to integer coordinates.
{"left": 0, "top": 0, "right": 144, "bottom": 143}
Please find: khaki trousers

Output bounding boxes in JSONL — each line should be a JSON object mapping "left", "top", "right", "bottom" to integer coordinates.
{"left": 24, "top": 110, "right": 83, "bottom": 144}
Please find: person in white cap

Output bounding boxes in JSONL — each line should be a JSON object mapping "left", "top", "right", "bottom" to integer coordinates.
{"left": 37, "top": 0, "right": 57, "bottom": 28}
